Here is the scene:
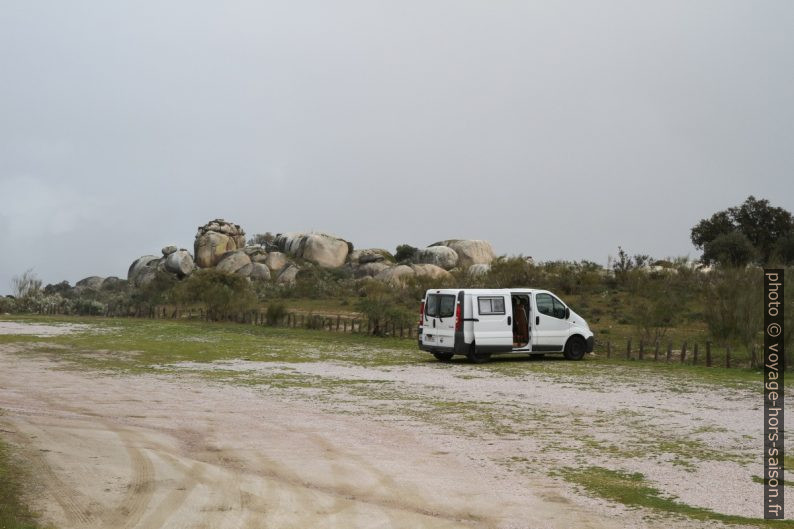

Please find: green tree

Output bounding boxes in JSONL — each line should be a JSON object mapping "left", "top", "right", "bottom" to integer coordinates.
{"left": 773, "top": 231, "right": 794, "bottom": 265}
{"left": 691, "top": 196, "right": 793, "bottom": 265}
{"left": 703, "top": 232, "right": 756, "bottom": 267}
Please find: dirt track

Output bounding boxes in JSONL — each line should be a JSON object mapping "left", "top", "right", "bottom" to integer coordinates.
{"left": 0, "top": 347, "right": 640, "bottom": 529}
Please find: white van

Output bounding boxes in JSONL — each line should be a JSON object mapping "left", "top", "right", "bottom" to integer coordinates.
{"left": 418, "top": 288, "right": 594, "bottom": 363}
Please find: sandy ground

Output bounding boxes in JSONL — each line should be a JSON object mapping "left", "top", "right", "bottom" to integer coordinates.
{"left": 0, "top": 321, "right": 772, "bottom": 528}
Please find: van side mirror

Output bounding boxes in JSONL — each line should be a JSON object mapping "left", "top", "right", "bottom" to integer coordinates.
{"left": 565, "top": 308, "right": 570, "bottom": 319}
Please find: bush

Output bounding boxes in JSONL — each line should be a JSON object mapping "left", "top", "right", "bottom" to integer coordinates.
{"left": 265, "top": 302, "right": 288, "bottom": 325}
{"left": 291, "top": 266, "right": 354, "bottom": 299}
{"left": 394, "top": 244, "right": 418, "bottom": 263}
{"left": 355, "top": 281, "right": 415, "bottom": 336}
{"left": 71, "top": 298, "right": 106, "bottom": 316}
{"left": 172, "top": 269, "right": 258, "bottom": 321}
{"left": 11, "top": 269, "right": 42, "bottom": 298}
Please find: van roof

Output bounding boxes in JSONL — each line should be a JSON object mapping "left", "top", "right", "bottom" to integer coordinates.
{"left": 424, "top": 288, "right": 546, "bottom": 295}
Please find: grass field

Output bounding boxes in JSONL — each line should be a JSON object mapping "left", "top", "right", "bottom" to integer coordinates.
{"left": 0, "top": 436, "right": 46, "bottom": 529}
{"left": 0, "top": 314, "right": 773, "bottom": 388}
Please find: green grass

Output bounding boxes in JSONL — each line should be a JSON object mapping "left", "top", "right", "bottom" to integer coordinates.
{"left": 0, "top": 315, "right": 420, "bottom": 373}
{"left": 562, "top": 466, "right": 794, "bottom": 528}
{"left": 0, "top": 314, "right": 781, "bottom": 393}
{"left": 0, "top": 435, "right": 46, "bottom": 529}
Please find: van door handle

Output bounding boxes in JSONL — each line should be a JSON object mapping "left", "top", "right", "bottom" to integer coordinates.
{"left": 507, "top": 316, "right": 512, "bottom": 325}
{"left": 536, "top": 316, "right": 540, "bottom": 325}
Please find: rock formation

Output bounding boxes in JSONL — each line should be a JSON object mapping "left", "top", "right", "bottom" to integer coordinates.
{"left": 118, "top": 217, "right": 497, "bottom": 290}
{"left": 128, "top": 255, "right": 161, "bottom": 286}
{"left": 410, "top": 264, "right": 452, "bottom": 280}
{"left": 75, "top": 276, "right": 105, "bottom": 290}
{"left": 194, "top": 219, "right": 246, "bottom": 268}
{"left": 274, "top": 232, "right": 351, "bottom": 268}
{"left": 276, "top": 264, "right": 300, "bottom": 284}
{"left": 430, "top": 240, "right": 495, "bottom": 268}
{"left": 263, "top": 252, "right": 288, "bottom": 273}
{"left": 215, "top": 250, "right": 252, "bottom": 275}
{"left": 414, "top": 246, "right": 458, "bottom": 270}
{"left": 165, "top": 250, "right": 194, "bottom": 277}
{"left": 375, "top": 265, "right": 416, "bottom": 285}
{"left": 354, "top": 262, "right": 392, "bottom": 278}
{"left": 348, "top": 248, "right": 394, "bottom": 265}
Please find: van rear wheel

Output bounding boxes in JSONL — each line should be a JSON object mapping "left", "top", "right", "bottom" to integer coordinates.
{"left": 432, "top": 352, "right": 454, "bottom": 362}
{"left": 564, "top": 336, "right": 587, "bottom": 361}
{"left": 466, "top": 345, "right": 491, "bottom": 364}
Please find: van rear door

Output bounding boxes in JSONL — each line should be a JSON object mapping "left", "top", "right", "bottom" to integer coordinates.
{"left": 422, "top": 291, "right": 458, "bottom": 350}
{"left": 471, "top": 292, "right": 513, "bottom": 353}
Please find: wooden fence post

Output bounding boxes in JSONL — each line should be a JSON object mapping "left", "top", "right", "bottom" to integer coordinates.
{"left": 726, "top": 346, "right": 731, "bottom": 368}
{"left": 639, "top": 340, "right": 644, "bottom": 361}
{"left": 336, "top": 315, "right": 340, "bottom": 331}
{"left": 626, "top": 339, "right": 632, "bottom": 360}
{"left": 706, "top": 341, "right": 712, "bottom": 367}
{"left": 666, "top": 342, "right": 672, "bottom": 362}
{"left": 680, "top": 342, "right": 687, "bottom": 364}
{"left": 693, "top": 343, "right": 699, "bottom": 365}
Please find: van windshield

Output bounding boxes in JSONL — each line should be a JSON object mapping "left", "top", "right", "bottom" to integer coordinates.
{"left": 426, "top": 294, "right": 455, "bottom": 318}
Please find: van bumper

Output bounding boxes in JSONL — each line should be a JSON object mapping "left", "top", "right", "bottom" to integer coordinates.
{"left": 418, "top": 331, "right": 467, "bottom": 355}
{"left": 419, "top": 343, "right": 455, "bottom": 354}
{"left": 586, "top": 336, "right": 594, "bottom": 353}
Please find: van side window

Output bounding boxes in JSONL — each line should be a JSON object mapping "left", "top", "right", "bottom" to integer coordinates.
{"left": 536, "top": 293, "right": 566, "bottom": 319}
{"left": 478, "top": 296, "right": 505, "bottom": 315}
{"left": 551, "top": 296, "right": 567, "bottom": 319}
{"left": 535, "top": 294, "right": 554, "bottom": 317}
{"left": 438, "top": 295, "right": 456, "bottom": 318}
{"left": 425, "top": 295, "right": 440, "bottom": 317}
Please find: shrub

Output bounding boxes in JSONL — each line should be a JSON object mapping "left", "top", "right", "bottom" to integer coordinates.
{"left": 394, "top": 244, "right": 418, "bottom": 263}
{"left": 172, "top": 269, "right": 258, "bottom": 321}
{"left": 11, "top": 269, "right": 42, "bottom": 298}
{"left": 265, "top": 302, "right": 288, "bottom": 325}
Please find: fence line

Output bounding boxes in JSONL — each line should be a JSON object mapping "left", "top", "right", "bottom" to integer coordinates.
{"left": 26, "top": 305, "right": 771, "bottom": 367}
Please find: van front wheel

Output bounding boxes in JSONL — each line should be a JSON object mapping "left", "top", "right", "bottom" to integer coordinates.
{"left": 466, "top": 345, "right": 491, "bottom": 364}
{"left": 433, "top": 352, "right": 454, "bottom": 362}
{"left": 564, "top": 336, "right": 587, "bottom": 361}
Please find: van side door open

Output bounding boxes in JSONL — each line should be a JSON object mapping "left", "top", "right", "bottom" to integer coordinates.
{"left": 471, "top": 293, "right": 513, "bottom": 353}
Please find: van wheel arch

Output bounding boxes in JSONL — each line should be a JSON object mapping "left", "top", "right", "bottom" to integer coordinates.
{"left": 564, "top": 335, "right": 587, "bottom": 361}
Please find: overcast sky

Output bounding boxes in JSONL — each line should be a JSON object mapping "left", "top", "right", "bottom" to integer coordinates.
{"left": 1, "top": 1, "right": 793, "bottom": 293}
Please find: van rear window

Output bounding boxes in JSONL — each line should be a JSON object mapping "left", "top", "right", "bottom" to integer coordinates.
{"left": 426, "top": 294, "right": 456, "bottom": 318}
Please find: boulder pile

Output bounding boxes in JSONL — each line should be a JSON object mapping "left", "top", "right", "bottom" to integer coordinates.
{"left": 274, "top": 232, "right": 352, "bottom": 268}
{"left": 119, "top": 218, "right": 496, "bottom": 288}
{"left": 194, "top": 219, "right": 246, "bottom": 268}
